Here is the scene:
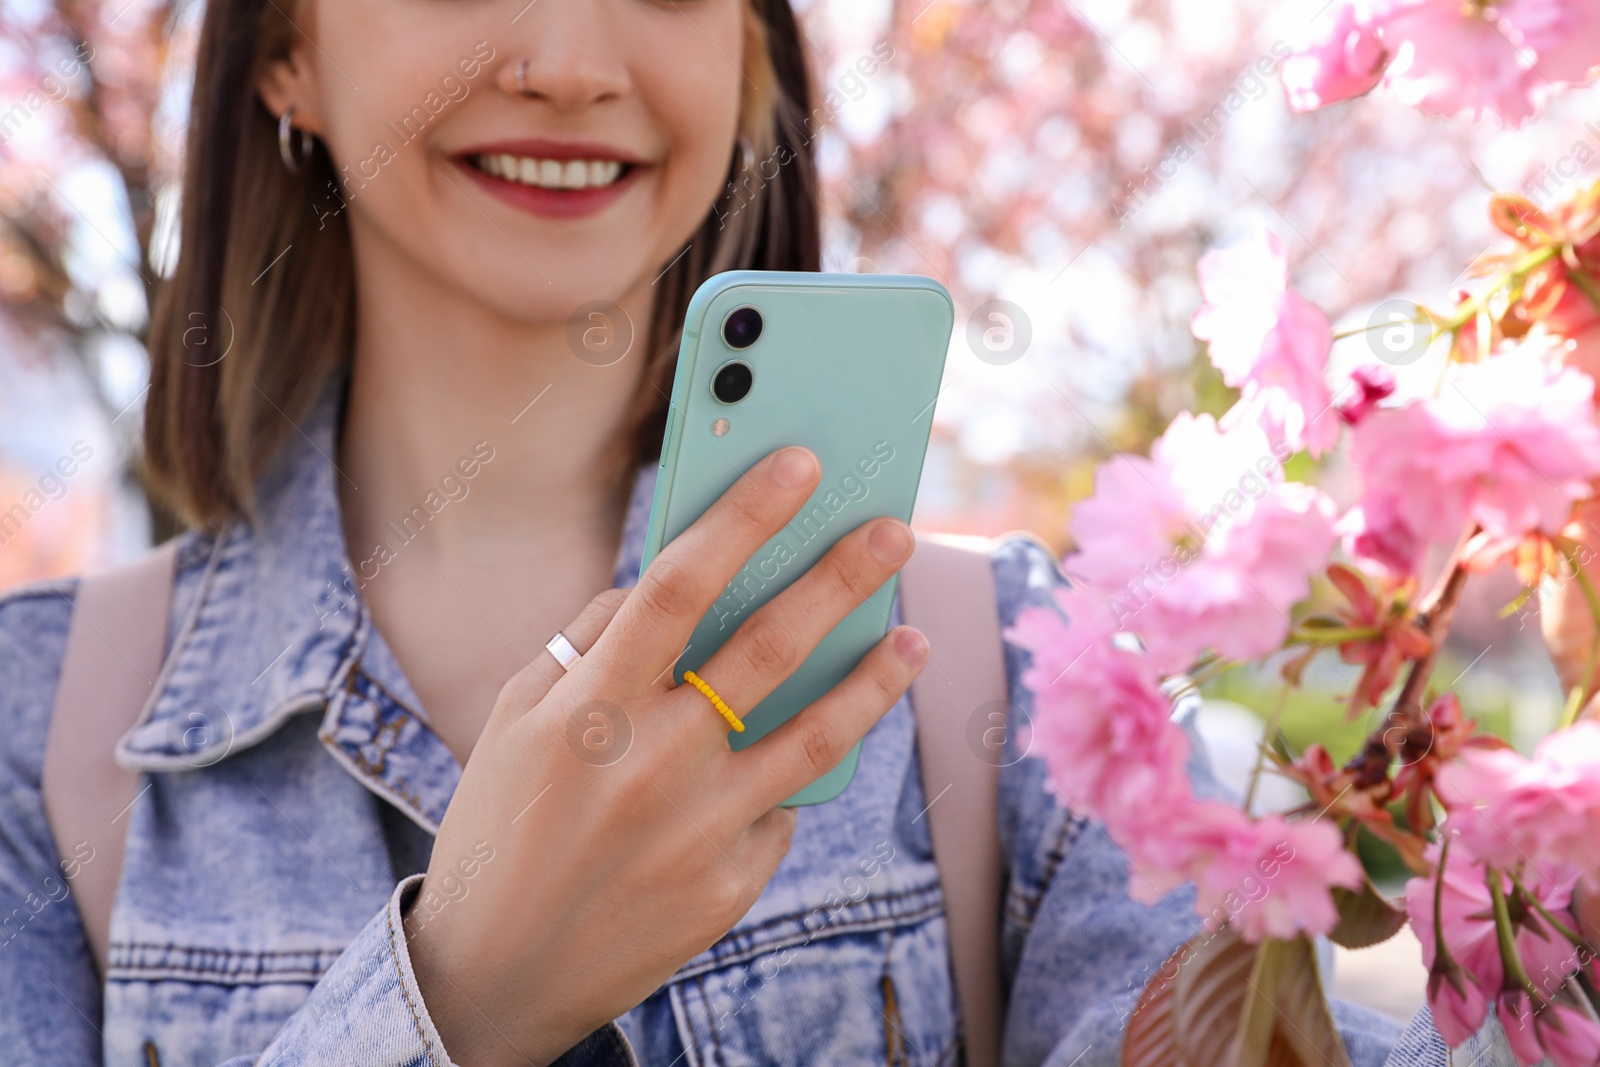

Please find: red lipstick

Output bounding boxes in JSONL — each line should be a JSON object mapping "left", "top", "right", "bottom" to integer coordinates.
{"left": 453, "top": 139, "right": 645, "bottom": 220}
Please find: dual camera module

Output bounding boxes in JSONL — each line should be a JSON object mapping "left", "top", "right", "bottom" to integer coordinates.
{"left": 713, "top": 306, "right": 762, "bottom": 404}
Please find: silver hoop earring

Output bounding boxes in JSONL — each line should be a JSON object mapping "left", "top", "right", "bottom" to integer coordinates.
{"left": 278, "top": 107, "right": 313, "bottom": 175}
{"left": 514, "top": 59, "right": 536, "bottom": 98}
{"left": 736, "top": 136, "right": 754, "bottom": 171}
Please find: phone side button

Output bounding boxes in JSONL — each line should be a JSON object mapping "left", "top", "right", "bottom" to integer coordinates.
{"left": 660, "top": 403, "right": 680, "bottom": 467}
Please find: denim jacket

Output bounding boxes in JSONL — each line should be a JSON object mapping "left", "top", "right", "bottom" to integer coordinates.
{"left": 0, "top": 385, "right": 1476, "bottom": 1066}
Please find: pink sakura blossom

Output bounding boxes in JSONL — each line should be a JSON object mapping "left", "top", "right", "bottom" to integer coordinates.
{"left": 1192, "top": 227, "right": 1340, "bottom": 456}
{"left": 1435, "top": 722, "right": 1600, "bottom": 890}
{"left": 1281, "top": 2, "right": 1388, "bottom": 112}
{"left": 1168, "top": 806, "right": 1362, "bottom": 942}
{"left": 1337, "top": 364, "right": 1396, "bottom": 426}
{"left": 1531, "top": 1005, "right": 1600, "bottom": 1067}
{"left": 1281, "top": 0, "right": 1600, "bottom": 126}
{"left": 1496, "top": 994, "right": 1600, "bottom": 1067}
{"left": 1500, "top": 996, "right": 1600, "bottom": 1067}
{"left": 1407, "top": 845, "right": 1586, "bottom": 1055}
{"left": 1063, "top": 413, "right": 1337, "bottom": 673}
{"left": 1342, "top": 339, "right": 1600, "bottom": 575}
{"left": 1011, "top": 627, "right": 1190, "bottom": 821}
{"left": 1005, "top": 584, "right": 1112, "bottom": 692}
{"left": 1428, "top": 959, "right": 1494, "bottom": 1050}
{"left": 1406, "top": 846, "right": 1499, "bottom": 1047}
{"left": 1372, "top": 0, "right": 1600, "bottom": 127}
{"left": 1340, "top": 492, "right": 1425, "bottom": 578}
{"left": 1012, "top": 615, "right": 1360, "bottom": 942}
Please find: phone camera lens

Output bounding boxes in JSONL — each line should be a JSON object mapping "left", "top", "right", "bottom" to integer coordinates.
{"left": 712, "top": 361, "right": 754, "bottom": 404}
{"left": 722, "top": 306, "right": 763, "bottom": 350}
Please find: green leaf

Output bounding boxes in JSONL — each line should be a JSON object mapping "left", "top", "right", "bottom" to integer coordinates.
{"left": 1328, "top": 880, "right": 1409, "bottom": 949}
{"left": 1237, "top": 936, "right": 1353, "bottom": 1067}
{"left": 1121, "top": 944, "right": 1183, "bottom": 1067}
{"left": 1498, "top": 586, "right": 1534, "bottom": 620}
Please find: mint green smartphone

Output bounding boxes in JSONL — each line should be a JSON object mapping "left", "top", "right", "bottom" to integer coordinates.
{"left": 640, "top": 270, "right": 954, "bottom": 806}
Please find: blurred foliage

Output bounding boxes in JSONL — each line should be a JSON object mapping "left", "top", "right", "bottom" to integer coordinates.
{"left": 0, "top": 0, "right": 178, "bottom": 342}
{"left": 0, "top": 0, "right": 186, "bottom": 556}
{"left": 1201, "top": 657, "right": 1515, "bottom": 768}
{"left": 1201, "top": 652, "right": 1520, "bottom": 885}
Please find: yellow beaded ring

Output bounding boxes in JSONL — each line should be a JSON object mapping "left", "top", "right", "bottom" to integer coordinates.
{"left": 682, "top": 670, "right": 745, "bottom": 733}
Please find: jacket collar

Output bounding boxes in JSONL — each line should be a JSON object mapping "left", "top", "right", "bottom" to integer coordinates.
{"left": 118, "top": 380, "right": 656, "bottom": 771}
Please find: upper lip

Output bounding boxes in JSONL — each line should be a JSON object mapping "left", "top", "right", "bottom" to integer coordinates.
{"left": 455, "top": 138, "right": 647, "bottom": 165}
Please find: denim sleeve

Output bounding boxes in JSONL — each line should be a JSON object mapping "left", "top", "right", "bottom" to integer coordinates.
{"left": 235, "top": 876, "right": 637, "bottom": 1067}
{"left": 989, "top": 539, "right": 1406, "bottom": 1067}
{"left": 230, "top": 874, "right": 458, "bottom": 1066}
{"left": 0, "top": 587, "right": 633, "bottom": 1067}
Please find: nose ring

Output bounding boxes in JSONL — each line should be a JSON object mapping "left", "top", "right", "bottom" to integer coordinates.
{"left": 515, "top": 59, "right": 535, "bottom": 98}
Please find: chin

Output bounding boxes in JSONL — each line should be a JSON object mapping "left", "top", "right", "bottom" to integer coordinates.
{"left": 467, "top": 260, "right": 659, "bottom": 330}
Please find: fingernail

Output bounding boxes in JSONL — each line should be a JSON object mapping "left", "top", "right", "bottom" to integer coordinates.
{"left": 771, "top": 447, "right": 818, "bottom": 489}
{"left": 868, "top": 519, "right": 914, "bottom": 563}
{"left": 894, "top": 627, "right": 929, "bottom": 665}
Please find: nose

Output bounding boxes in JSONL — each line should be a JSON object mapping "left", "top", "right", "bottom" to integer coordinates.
{"left": 497, "top": 3, "right": 631, "bottom": 109}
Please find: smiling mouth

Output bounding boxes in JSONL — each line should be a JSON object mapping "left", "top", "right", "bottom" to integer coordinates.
{"left": 467, "top": 153, "right": 632, "bottom": 191}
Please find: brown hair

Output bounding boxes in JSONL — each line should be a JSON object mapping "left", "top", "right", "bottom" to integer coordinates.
{"left": 145, "top": 0, "right": 820, "bottom": 528}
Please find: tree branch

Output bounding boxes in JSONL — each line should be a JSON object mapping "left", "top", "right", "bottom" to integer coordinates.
{"left": 1346, "top": 526, "right": 1477, "bottom": 788}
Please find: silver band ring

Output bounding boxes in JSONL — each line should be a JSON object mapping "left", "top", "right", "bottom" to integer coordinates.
{"left": 545, "top": 631, "right": 582, "bottom": 672}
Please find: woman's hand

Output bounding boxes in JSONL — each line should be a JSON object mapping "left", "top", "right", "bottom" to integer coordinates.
{"left": 405, "top": 446, "right": 927, "bottom": 1066}
{"left": 1541, "top": 499, "right": 1600, "bottom": 720}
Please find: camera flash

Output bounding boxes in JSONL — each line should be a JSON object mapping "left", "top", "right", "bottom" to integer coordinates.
{"left": 712, "top": 418, "right": 730, "bottom": 437}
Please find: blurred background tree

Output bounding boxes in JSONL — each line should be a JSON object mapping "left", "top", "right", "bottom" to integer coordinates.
{"left": 809, "top": 0, "right": 1590, "bottom": 535}
{"left": 0, "top": 0, "right": 186, "bottom": 583}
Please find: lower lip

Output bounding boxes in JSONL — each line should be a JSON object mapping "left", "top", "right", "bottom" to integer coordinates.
{"left": 454, "top": 158, "right": 641, "bottom": 220}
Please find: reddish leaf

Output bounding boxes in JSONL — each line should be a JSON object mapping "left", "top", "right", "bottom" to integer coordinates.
{"left": 1490, "top": 193, "right": 1559, "bottom": 244}
{"left": 1173, "top": 927, "right": 1258, "bottom": 1067}
{"left": 1121, "top": 944, "right": 1184, "bottom": 1067}
{"left": 1280, "top": 646, "right": 1317, "bottom": 687}
{"left": 1391, "top": 622, "right": 1431, "bottom": 659}
{"left": 1326, "top": 564, "right": 1374, "bottom": 618}
{"left": 1237, "top": 936, "right": 1353, "bottom": 1067}
{"left": 1328, "top": 880, "right": 1409, "bottom": 950}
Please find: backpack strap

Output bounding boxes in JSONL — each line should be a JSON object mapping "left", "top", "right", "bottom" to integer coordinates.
{"left": 899, "top": 533, "right": 1006, "bottom": 1067}
{"left": 41, "top": 540, "right": 179, "bottom": 979}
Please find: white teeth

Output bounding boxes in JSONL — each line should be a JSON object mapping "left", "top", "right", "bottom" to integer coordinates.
{"left": 474, "top": 154, "right": 628, "bottom": 190}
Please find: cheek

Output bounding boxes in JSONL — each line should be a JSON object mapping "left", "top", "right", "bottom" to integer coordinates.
{"left": 309, "top": 2, "right": 477, "bottom": 170}
{"left": 635, "top": 33, "right": 744, "bottom": 231}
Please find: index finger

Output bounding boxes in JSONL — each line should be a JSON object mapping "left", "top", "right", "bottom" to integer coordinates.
{"left": 588, "top": 446, "right": 821, "bottom": 686}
